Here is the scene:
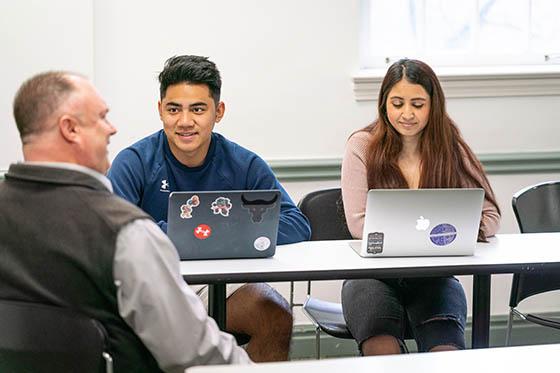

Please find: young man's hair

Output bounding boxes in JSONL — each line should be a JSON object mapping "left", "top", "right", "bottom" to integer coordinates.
{"left": 158, "top": 55, "right": 222, "bottom": 104}
{"left": 13, "top": 71, "right": 77, "bottom": 143}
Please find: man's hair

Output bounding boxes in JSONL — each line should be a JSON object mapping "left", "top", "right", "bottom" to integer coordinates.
{"left": 158, "top": 55, "right": 222, "bottom": 104}
{"left": 13, "top": 71, "right": 76, "bottom": 143}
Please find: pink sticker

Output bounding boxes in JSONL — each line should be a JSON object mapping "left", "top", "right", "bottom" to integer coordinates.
{"left": 180, "top": 195, "right": 200, "bottom": 219}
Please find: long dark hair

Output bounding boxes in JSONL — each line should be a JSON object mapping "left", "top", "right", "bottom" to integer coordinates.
{"left": 364, "top": 59, "right": 500, "bottom": 230}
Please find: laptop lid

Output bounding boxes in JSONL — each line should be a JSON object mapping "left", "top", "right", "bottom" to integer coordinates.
{"left": 167, "top": 190, "right": 281, "bottom": 260}
{"left": 351, "top": 188, "right": 484, "bottom": 257}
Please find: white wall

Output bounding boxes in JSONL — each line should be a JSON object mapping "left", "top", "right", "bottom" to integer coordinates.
{"left": 3, "top": 1, "right": 560, "bottom": 168}
{"left": 0, "top": 0, "right": 94, "bottom": 169}
{"left": 1, "top": 0, "right": 559, "bottom": 325}
{"left": 91, "top": 0, "right": 370, "bottom": 163}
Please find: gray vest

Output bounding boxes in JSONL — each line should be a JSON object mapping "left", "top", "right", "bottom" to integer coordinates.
{"left": 0, "top": 164, "right": 162, "bottom": 372}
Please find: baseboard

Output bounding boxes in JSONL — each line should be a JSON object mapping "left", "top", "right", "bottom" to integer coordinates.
{"left": 289, "top": 312, "right": 560, "bottom": 360}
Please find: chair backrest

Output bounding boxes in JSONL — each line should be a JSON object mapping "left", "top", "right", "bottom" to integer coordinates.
{"left": 512, "top": 180, "right": 560, "bottom": 233}
{"left": 510, "top": 180, "right": 560, "bottom": 306}
{"left": 0, "top": 300, "right": 111, "bottom": 373}
{"left": 298, "top": 188, "right": 353, "bottom": 241}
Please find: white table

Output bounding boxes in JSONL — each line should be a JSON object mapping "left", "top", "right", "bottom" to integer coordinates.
{"left": 181, "top": 233, "right": 560, "bottom": 348}
{"left": 186, "top": 343, "right": 560, "bottom": 373}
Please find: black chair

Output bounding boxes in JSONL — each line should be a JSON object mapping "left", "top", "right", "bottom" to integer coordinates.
{"left": 506, "top": 180, "right": 560, "bottom": 345}
{"left": 0, "top": 300, "right": 113, "bottom": 373}
{"left": 297, "top": 188, "right": 354, "bottom": 358}
{"left": 288, "top": 188, "right": 352, "bottom": 309}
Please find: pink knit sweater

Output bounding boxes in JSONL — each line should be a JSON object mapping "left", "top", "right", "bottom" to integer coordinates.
{"left": 341, "top": 130, "right": 501, "bottom": 239}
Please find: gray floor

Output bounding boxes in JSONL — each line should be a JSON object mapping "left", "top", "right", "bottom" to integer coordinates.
{"left": 289, "top": 312, "right": 560, "bottom": 360}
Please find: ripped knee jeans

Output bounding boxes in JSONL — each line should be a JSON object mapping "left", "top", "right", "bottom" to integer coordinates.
{"left": 341, "top": 277, "right": 467, "bottom": 352}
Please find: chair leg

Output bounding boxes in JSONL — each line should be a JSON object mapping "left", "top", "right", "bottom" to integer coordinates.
{"left": 315, "top": 326, "right": 321, "bottom": 359}
{"left": 103, "top": 352, "right": 113, "bottom": 373}
{"left": 289, "top": 281, "right": 295, "bottom": 310}
{"left": 505, "top": 307, "right": 515, "bottom": 346}
{"left": 290, "top": 281, "right": 307, "bottom": 309}
{"left": 399, "top": 339, "right": 409, "bottom": 354}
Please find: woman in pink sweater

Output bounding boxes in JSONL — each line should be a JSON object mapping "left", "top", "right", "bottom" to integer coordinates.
{"left": 341, "top": 59, "right": 501, "bottom": 356}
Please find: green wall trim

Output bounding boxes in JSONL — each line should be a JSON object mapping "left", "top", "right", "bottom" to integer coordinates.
{"left": 479, "top": 151, "right": 560, "bottom": 174}
{"left": 289, "top": 312, "right": 560, "bottom": 360}
{"left": 268, "top": 159, "right": 342, "bottom": 181}
{"left": 270, "top": 151, "right": 560, "bottom": 181}
{"left": 2, "top": 151, "right": 559, "bottom": 182}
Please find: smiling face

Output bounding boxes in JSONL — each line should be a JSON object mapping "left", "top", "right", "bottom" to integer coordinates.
{"left": 385, "top": 78, "right": 431, "bottom": 143}
{"left": 158, "top": 83, "right": 225, "bottom": 167}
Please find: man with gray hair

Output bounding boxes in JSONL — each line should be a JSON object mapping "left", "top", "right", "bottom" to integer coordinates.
{"left": 0, "top": 71, "right": 251, "bottom": 372}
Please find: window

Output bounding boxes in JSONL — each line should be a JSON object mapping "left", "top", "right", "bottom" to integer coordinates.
{"left": 361, "top": 0, "right": 560, "bottom": 69}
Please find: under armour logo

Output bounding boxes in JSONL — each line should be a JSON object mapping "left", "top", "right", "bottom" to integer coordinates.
{"left": 161, "top": 179, "right": 169, "bottom": 190}
{"left": 194, "top": 224, "right": 212, "bottom": 240}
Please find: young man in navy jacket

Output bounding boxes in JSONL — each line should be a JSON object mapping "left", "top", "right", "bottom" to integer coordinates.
{"left": 108, "top": 55, "right": 311, "bottom": 361}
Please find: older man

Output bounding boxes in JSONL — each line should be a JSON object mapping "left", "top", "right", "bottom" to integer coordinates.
{"left": 0, "top": 71, "right": 250, "bottom": 372}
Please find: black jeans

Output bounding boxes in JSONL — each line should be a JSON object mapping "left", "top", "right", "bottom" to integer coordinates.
{"left": 341, "top": 277, "right": 467, "bottom": 352}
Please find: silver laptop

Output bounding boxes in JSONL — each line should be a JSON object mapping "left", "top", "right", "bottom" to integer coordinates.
{"left": 350, "top": 188, "right": 484, "bottom": 257}
{"left": 167, "top": 190, "right": 281, "bottom": 260}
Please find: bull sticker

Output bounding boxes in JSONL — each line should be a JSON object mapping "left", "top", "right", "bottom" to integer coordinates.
{"left": 241, "top": 194, "right": 279, "bottom": 223}
{"left": 211, "top": 197, "right": 233, "bottom": 217}
{"left": 180, "top": 195, "right": 200, "bottom": 219}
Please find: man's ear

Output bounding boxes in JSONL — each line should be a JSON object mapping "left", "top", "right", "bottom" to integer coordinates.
{"left": 58, "top": 114, "right": 80, "bottom": 143}
{"left": 215, "top": 101, "right": 225, "bottom": 123}
{"left": 158, "top": 100, "right": 163, "bottom": 119}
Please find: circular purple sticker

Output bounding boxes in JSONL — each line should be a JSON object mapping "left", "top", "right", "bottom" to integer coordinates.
{"left": 429, "top": 223, "right": 457, "bottom": 246}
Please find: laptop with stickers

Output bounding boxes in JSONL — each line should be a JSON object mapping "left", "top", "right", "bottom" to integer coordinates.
{"left": 167, "top": 190, "right": 281, "bottom": 260}
{"left": 349, "top": 188, "right": 484, "bottom": 257}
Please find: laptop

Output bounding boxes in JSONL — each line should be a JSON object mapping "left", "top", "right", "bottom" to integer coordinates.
{"left": 350, "top": 188, "right": 484, "bottom": 257}
{"left": 167, "top": 190, "right": 281, "bottom": 260}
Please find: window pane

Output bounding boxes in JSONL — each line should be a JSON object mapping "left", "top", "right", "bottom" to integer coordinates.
{"left": 477, "top": 0, "right": 529, "bottom": 54}
{"left": 530, "top": 0, "right": 560, "bottom": 54}
{"left": 364, "top": 0, "right": 560, "bottom": 67}
{"left": 369, "top": 0, "right": 422, "bottom": 58}
{"left": 425, "top": 0, "right": 475, "bottom": 54}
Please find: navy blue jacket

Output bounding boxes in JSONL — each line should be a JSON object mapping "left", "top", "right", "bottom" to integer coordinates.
{"left": 108, "top": 130, "right": 311, "bottom": 244}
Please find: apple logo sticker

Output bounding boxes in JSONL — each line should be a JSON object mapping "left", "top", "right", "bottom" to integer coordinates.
{"left": 415, "top": 216, "right": 430, "bottom": 231}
